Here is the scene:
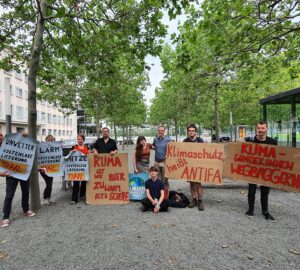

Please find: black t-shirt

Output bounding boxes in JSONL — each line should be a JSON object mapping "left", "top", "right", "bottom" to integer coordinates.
{"left": 145, "top": 178, "right": 164, "bottom": 200}
{"left": 183, "top": 137, "right": 204, "bottom": 143}
{"left": 94, "top": 138, "right": 118, "bottom": 153}
{"left": 246, "top": 136, "right": 277, "bottom": 146}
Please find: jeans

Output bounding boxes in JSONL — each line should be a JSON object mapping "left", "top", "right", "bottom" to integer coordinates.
{"left": 3, "top": 176, "right": 29, "bottom": 219}
{"left": 247, "top": 184, "right": 270, "bottom": 214}
{"left": 40, "top": 172, "right": 53, "bottom": 199}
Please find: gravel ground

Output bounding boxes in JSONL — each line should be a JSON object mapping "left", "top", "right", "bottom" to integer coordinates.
{"left": 0, "top": 145, "right": 299, "bottom": 270}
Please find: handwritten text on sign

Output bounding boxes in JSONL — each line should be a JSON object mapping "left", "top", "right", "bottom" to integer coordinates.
{"left": 165, "top": 142, "right": 224, "bottom": 184}
{"left": 223, "top": 142, "right": 300, "bottom": 192}
{"left": 0, "top": 133, "right": 36, "bottom": 181}
{"left": 86, "top": 154, "right": 129, "bottom": 205}
{"left": 38, "top": 141, "right": 64, "bottom": 177}
{"left": 64, "top": 151, "right": 89, "bottom": 181}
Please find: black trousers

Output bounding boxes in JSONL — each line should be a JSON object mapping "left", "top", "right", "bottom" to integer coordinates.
{"left": 71, "top": 181, "right": 86, "bottom": 202}
{"left": 141, "top": 198, "right": 169, "bottom": 212}
{"left": 3, "top": 176, "right": 29, "bottom": 219}
{"left": 247, "top": 184, "right": 270, "bottom": 214}
{"left": 40, "top": 172, "right": 53, "bottom": 199}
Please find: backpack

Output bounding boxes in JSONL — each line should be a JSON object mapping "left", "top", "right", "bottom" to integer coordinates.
{"left": 168, "top": 191, "right": 190, "bottom": 208}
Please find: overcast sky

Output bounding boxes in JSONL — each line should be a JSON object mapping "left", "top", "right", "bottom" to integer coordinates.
{"left": 144, "top": 12, "right": 186, "bottom": 105}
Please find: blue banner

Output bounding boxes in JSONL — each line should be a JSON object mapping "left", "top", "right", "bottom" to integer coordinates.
{"left": 128, "top": 173, "right": 148, "bottom": 200}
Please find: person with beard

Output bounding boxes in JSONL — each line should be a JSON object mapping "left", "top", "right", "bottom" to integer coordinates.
{"left": 93, "top": 127, "right": 118, "bottom": 154}
{"left": 245, "top": 121, "right": 277, "bottom": 221}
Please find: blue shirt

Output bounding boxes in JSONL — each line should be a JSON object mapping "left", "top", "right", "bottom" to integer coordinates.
{"left": 145, "top": 178, "right": 164, "bottom": 200}
{"left": 153, "top": 136, "right": 171, "bottom": 161}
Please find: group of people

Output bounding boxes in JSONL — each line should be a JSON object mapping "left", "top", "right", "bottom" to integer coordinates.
{"left": 0, "top": 120, "right": 277, "bottom": 228}
{"left": 135, "top": 122, "right": 277, "bottom": 221}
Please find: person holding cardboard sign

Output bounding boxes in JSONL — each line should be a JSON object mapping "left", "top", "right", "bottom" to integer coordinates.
{"left": 70, "top": 134, "right": 90, "bottom": 204}
{"left": 39, "top": 135, "right": 56, "bottom": 206}
{"left": 141, "top": 166, "right": 169, "bottom": 212}
{"left": 183, "top": 124, "right": 205, "bottom": 211}
{"left": 0, "top": 132, "right": 36, "bottom": 228}
{"left": 245, "top": 121, "right": 277, "bottom": 221}
{"left": 93, "top": 127, "right": 118, "bottom": 154}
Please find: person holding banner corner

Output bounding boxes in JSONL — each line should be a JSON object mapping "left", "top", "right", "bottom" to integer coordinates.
{"left": 141, "top": 166, "right": 169, "bottom": 212}
{"left": 152, "top": 125, "right": 171, "bottom": 188}
{"left": 244, "top": 121, "right": 277, "bottom": 221}
{"left": 183, "top": 124, "right": 205, "bottom": 211}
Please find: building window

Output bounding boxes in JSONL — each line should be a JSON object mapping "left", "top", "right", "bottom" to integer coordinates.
{"left": 63, "top": 130, "right": 65, "bottom": 136}
{"left": 53, "top": 114, "right": 57, "bottom": 124}
{"left": 42, "top": 129, "right": 46, "bottom": 136}
{"left": 10, "top": 85, "right": 13, "bottom": 95}
{"left": 70, "top": 119, "right": 72, "bottom": 126}
{"left": 48, "top": 129, "right": 52, "bottom": 135}
{"left": 15, "top": 71, "right": 23, "bottom": 80}
{"left": 58, "top": 130, "right": 61, "bottom": 136}
{"left": 70, "top": 131, "right": 72, "bottom": 137}
{"left": 54, "top": 129, "right": 57, "bottom": 136}
{"left": 47, "top": 113, "right": 52, "bottom": 123}
{"left": 16, "top": 106, "right": 24, "bottom": 121}
{"left": 67, "top": 131, "right": 69, "bottom": 136}
{"left": 41, "top": 112, "right": 46, "bottom": 122}
{"left": 16, "top": 87, "right": 23, "bottom": 97}
{"left": 57, "top": 116, "right": 61, "bottom": 125}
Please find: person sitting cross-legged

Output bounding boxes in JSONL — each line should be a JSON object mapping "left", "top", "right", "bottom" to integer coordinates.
{"left": 141, "top": 166, "right": 169, "bottom": 213}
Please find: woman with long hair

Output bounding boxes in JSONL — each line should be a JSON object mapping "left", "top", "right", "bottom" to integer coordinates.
{"left": 70, "top": 134, "right": 90, "bottom": 204}
{"left": 133, "top": 136, "right": 153, "bottom": 173}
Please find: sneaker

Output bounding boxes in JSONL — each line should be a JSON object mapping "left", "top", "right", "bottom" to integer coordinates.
{"left": 42, "top": 199, "right": 50, "bottom": 205}
{"left": 245, "top": 210, "right": 254, "bottom": 218}
{"left": 188, "top": 198, "right": 197, "bottom": 208}
{"left": 48, "top": 198, "right": 56, "bottom": 204}
{"left": 198, "top": 200, "right": 204, "bottom": 211}
{"left": 70, "top": 201, "right": 76, "bottom": 205}
{"left": 0, "top": 219, "right": 10, "bottom": 228}
{"left": 23, "top": 210, "right": 36, "bottom": 217}
{"left": 263, "top": 212, "right": 276, "bottom": 222}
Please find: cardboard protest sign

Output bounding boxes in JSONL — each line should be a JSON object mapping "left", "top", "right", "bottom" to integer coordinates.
{"left": 0, "top": 133, "right": 37, "bottom": 181}
{"left": 223, "top": 142, "right": 300, "bottom": 192}
{"left": 165, "top": 142, "right": 224, "bottom": 184}
{"left": 38, "top": 141, "right": 64, "bottom": 177}
{"left": 129, "top": 172, "right": 148, "bottom": 200}
{"left": 86, "top": 153, "right": 129, "bottom": 205}
{"left": 64, "top": 151, "right": 89, "bottom": 181}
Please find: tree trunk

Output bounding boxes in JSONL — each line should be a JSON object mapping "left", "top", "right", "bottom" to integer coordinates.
{"left": 28, "top": 0, "right": 47, "bottom": 210}
{"left": 175, "top": 119, "right": 178, "bottom": 142}
{"left": 114, "top": 123, "right": 117, "bottom": 142}
{"left": 122, "top": 127, "right": 125, "bottom": 150}
{"left": 214, "top": 83, "right": 220, "bottom": 143}
{"left": 95, "top": 99, "right": 100, "bottom": 137}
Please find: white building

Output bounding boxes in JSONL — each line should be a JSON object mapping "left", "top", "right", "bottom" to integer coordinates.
{"left": 0, "top": 69, "right": 77, "bottom": 141}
